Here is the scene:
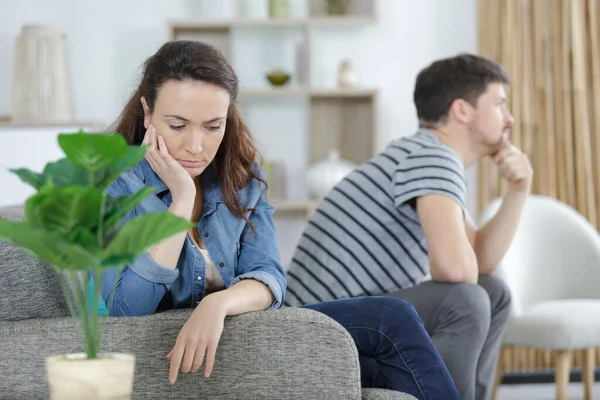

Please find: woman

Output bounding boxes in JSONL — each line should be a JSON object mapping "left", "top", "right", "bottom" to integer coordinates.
{"left": 102, "top": 40, "right": 460, "bottom": 400}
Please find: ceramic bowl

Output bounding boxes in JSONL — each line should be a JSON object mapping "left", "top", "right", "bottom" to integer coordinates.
{"left": 266, "top": 71, "right": 291, "bottom": 86}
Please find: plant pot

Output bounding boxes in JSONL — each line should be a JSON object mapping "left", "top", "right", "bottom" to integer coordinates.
{"left": 46, "top": 353, "right": 135, "bottom": 400}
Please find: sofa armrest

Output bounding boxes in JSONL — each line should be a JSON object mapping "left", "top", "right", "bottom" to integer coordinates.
{"left": 0, "top": 210, "right": 70, "bottom": 321}
{"left": 0, "top": 308, "right": 364, "bottom": 399}
{"left": 361, "top": 388, "right": 418, "bottom": 400}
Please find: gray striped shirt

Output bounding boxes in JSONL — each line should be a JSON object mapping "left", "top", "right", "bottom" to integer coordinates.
{"left": 285, "top": 128, "right": 467, "bottom": 306}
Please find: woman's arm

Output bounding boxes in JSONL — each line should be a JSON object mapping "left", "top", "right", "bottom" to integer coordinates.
{"left": 168, "top": 168, "right": 286, "bottom": 383}
{"left": 228, "top": 179, "right": 287, "bottom": 309}
{"left": 209, "top": 279, "right": 274, "bottom": 316}
{"left": 146, "top": 199, "right": 193, "bottom": 269}
{"left": 101, "top": 182, "right": 194, "bottom": 317}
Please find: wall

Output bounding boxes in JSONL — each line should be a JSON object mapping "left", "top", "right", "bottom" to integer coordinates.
{"left": 0, "top": 0, "right": 478, "bottom": 263}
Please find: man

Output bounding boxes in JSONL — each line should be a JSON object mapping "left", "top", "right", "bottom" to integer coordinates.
{"left": 284, "top": 53, "right": 533, "bottom": 400}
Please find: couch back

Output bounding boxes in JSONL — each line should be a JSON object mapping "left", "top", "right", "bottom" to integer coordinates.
{"left": 0, "top": 209, "right": 70, "bottom": 321}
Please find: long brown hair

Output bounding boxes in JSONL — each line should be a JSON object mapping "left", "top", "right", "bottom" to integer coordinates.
{"left": 108, "top": 40, "right": 265, "bottom": 228}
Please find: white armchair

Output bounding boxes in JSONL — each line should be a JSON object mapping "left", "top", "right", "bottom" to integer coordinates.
{"left": 480, "top": 195, "right": 600, "bottom": 400}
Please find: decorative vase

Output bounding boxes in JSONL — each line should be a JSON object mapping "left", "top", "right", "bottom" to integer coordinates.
{"left": 307, "top": 150, "right": 357, "bottom": 199}
{"left": 46, "top": 353, "right": 135, "bottom": 400}
{"left": 269, "top": 0, "right": 289, "bottom": 18}
{"left": 326, "top": 0, "right": 351, "bottom": 15}
{"left": 338, "top": 59, "right": 358, "bottom": 88}
{"left": 11, "top": 25, "right": 72, "bottom": 123}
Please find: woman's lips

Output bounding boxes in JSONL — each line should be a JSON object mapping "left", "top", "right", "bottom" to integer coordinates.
{"left": 178, "top": 160, "right": 204, "bottom": 167}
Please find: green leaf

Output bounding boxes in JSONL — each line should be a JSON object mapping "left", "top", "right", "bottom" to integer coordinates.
{"left": 25, "top": 186, "right": 102, "bottom": 233}
{"left": 103, "top": 187, "right": 155, "bottom": 230}
{"left": 0, "top": 221, "right": 99, "bottom": 270}
{"left": 97, "top": 145, "right": 148, "bottom": 189}
{"left": 42, "top": 158, "right": 89, "bottom": 187}
{"left": 10, "top": 168, "right": 45, "bottom": 189}
{"left": 58, "top": 131, "right": 127, "bottom": 173}
{"left": 67, "top": 228, "right": 101, "bottom": 254}
{"left": 101, "top": 212, "right": 194, "bottom": 267}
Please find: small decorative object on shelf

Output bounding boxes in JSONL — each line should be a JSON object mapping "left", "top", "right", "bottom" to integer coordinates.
{"left": 326, "top": 0, "right": 352, "bottom": 16}
{"left": 266, "top": 69, "right": 292, "bottom": 87}
{"left": 337, "top": 59, "right": 358, "bottom": 88}
{"left": 11, "top": 25, "right": 71, "bottom": 123}
{"left": 269, "top": 0, "right": 290, "bottom": 18}
{"left": 307, "top": 150, "right": 357, "bottom": 199}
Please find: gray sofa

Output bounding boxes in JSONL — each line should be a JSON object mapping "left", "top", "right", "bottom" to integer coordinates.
{"left": 0, "top": 209, "right": 415, "bottom": 400}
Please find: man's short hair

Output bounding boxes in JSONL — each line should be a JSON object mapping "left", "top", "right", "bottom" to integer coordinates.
{"left": 413, "top": 53, "right": 510, "bottom": 125}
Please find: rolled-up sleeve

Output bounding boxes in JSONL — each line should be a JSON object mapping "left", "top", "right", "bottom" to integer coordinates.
{"left": 231, "top": 170, "right": 287, "bottom": 310}
{"left": 128, "top": 252, "right": 179, "bottom": 286}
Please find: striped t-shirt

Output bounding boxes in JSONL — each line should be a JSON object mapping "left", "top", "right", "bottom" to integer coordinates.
{"left": 284, "top": 128, "right": 468, "bottom": 307}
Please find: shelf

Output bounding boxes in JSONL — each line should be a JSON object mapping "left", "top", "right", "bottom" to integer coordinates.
{"left": 240, "top": 87, "right": 376, "bottom": 98}
{"left": 309, "top": 88, "right": 377, "bottom": 98}
{"left": 169, "top": 16, "right": 375, "bottom": 32}
{"left": 241, "top": 87, "right": 309, "bottom": 97}
{"left": 0, "top": 120, "right": 103, "bottom": 128}
{"left": 272, "top": 199, "right": 320, "bottom": 216}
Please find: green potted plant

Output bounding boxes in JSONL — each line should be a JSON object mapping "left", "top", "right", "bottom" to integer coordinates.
{"left": 0, "top": 131, "right": 194, "bottom": 399}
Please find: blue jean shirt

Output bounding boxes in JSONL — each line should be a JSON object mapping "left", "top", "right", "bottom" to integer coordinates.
{"left": 99, "top": 159, "right": 286, "bottom": 317}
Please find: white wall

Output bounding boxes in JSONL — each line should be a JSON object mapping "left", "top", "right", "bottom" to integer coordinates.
{"left": 0, "top": 0, "right": 479, "bottom": 263}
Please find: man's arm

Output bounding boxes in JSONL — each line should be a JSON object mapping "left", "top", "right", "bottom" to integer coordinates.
{"left": 465, "top": 188, "right": 528, "bottom": 274}
{"left": 466, "top": 143, "right": 533, "bottom": 274}
{"left": 417, "top": 194, "right": 479, "bottom": 284}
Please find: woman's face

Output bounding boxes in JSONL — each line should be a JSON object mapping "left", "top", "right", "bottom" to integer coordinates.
{"left": 141, "top": 79, "right": 230, "bottom": 178}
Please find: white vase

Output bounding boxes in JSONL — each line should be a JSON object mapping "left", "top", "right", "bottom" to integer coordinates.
{"left": 307, "top": 150, "right": 357, "bottom": 199}
{"left": 46, "top": 353, "right": 135, "bottom": 400}
{"left": 11, "top": 25, "right": 72, "bottom": 123}
{"left": 337, "top": 59, "right": 358, "bottom": 88}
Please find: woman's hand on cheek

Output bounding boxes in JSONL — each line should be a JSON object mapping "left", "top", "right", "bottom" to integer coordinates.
{"left": 141, "top": 124, "right": 196, "bottom": 204}
{"left": 167, "top": 294, "right": 227, "bottom": 384}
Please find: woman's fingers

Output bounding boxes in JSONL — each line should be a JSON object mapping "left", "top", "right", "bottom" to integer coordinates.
{"left": 203, "top": 342, "right": 217, "bottom": 377}
{"left": 158, "top": 133, "right": 172, "bottom": 160}
{"left": 169, "top": 341, "right": 186, "bottom": 384}
{"left": 190, "top": 344, "right": 207, "bottom": 374}
{"left": 180, "top": 343, "right": 197, "bottom": 374}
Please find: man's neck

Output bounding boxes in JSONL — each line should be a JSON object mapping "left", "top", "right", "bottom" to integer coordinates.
{"left": 426, "top": 126, "right": 481, "bottom": 169}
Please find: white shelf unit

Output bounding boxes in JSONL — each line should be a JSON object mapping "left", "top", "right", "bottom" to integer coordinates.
{"left": 168, "top": 0, "right": 378, "bottom": 217}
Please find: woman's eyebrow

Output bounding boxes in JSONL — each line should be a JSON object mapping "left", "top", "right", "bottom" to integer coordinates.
{"left": 164, "top": 114, "right": 190, "bottom": 122}
{"left": 164, "top": 115, "right": 226, "bottom": 123}
{"left": 205, "top": 117, "right": 226, "bottom": 123}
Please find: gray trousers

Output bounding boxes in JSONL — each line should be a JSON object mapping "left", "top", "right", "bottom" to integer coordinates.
{"left": 385, "top": 275, "right": 512, "bottom": 400}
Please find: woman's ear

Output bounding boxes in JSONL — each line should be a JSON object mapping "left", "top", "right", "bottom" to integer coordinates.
{"left": 140, "top": 97, "right": 150, "bottom": 128}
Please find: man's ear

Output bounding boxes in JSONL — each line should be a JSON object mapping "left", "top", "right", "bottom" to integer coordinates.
{"left": 448, "top": 98, "right": 474, "bottom": 124}
{"left": 141, "top": 97, "right": 150, "bottom": 128}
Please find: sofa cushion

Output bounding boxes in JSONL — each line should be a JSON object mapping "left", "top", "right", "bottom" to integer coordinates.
{"left": 504, "top": 299, "right": 600, "bottom": 349}
{"left": 0, "top": 210, "right": 70, "bottom": 321}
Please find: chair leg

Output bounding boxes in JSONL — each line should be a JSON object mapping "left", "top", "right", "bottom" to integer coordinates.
{"left": 555, "top": 350, "right": 572, "bottom": 400}
{"left": 490, "top": 346, "right": 507, "bottom": 400}
{"left": 583, "top": 348, "right": 595, "bottom": 400}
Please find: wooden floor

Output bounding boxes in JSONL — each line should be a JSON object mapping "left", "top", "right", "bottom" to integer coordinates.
{"left": 497, "top": 382, "right": 600, "bottom": 400}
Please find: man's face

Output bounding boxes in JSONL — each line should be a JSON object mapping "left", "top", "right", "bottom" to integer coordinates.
{"left": 468, "top": 82, "right": 514, "bottom": 153}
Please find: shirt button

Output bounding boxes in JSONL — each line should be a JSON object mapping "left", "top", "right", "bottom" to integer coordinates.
{"left": 197, "top": 276, "right": 202, "bottom": 281}
{"left": 219, "top": 262, "right": 225, "bottom": 268}
{"left": 204, "top": 232, "right": 209, "bottom": 238}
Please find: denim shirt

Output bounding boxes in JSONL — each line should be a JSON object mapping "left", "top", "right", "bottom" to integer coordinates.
{"left": 100, "top": 159, "right": 286, "bottom": 317}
